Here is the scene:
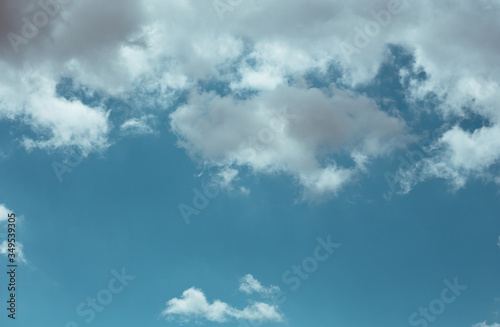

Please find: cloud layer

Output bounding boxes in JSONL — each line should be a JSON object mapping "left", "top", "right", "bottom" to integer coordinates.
{"left": 1, "top": 0, "right": 499, "bottom": 196}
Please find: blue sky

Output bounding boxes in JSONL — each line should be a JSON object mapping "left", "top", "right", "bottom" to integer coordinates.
{"left": 1, "top": 1, "right": 500, "bottom": 327}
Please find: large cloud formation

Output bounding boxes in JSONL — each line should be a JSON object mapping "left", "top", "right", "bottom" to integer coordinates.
{"left": 171, "top": 85, "right": 412, "bottom": 198}
{"left": 1, "top": 0, "right": 499, "bottom": 196}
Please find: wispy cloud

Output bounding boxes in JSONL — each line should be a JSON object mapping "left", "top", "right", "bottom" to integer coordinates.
{"left": 0, "top": 203, "right": 10, "bottom": 223}
{"left": 239, "top": 274, "right": 280, "bottom": 297}
{"left": 473, "top": 322, "right": 500, "bottom": 327}
{"left": 0, "top": 240, "right": 27, "bottom": 264}
{"left": 120, "top": 114, "right": 157, "bottom": 135}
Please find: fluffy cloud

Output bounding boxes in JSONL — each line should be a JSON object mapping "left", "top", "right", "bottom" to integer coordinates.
{"left": 162, "top": 275, "right": 283, "bottom": 323}
{"left": 0, "top": 0, "right": 145, "bottom": 155}
{"left": 1, "top": 0, "right": 499, "bottom": 194}
{"left": 171, "top": 85, "right": 412, "bottom": 198}
{"left": 390, "top": 123, "right": 500, "bottom": 194}
{"left": 0, "top": 65, "right": 110, "bottom": 156}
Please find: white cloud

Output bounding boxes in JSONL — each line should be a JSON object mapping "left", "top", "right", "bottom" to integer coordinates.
{"left": 473, "top": 322, "right": 500, "bottom": 327}
{"left": 214, "top": 167, "right": 239, "bottom": 191}
{"left": 0, "top": 240, "right": 27, "bottom": 264}
{"left": 239, "top": 274, "right": 280, "bottom": 297}
{"left": 22, "top": 78, "right": 110, "bottom": 155}
{"left": 1, "top": 0, "right": 499, "bottom": 193}
{"left": 0, "top": 68, "right": 110, "bottom": 155}
{"left": 0, "top": 204, "right": 10, "bottom": 222}
{"left": 120, "top": 114, "right": 157, "bottom": 135}
{"left": 171, "top": 85, "right": 412, "bottom": 199}
{"left": 392, "top": 124, "right": 500, "bottom": 193}
{"left": 0, "top": 204, "right": 27, "bottom": 264}
{"left": 162, "top": 287, "right": 283, "bottom": 323}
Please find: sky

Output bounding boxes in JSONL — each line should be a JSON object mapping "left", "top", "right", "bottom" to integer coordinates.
{"left": 1, "top": 0, "right": 500, "bottom": 326}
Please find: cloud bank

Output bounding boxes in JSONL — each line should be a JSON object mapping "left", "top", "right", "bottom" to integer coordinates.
{"left": 1, "top": 0, "right": 499, "bottom": 196}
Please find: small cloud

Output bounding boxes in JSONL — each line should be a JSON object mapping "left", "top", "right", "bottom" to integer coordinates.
{"left": 240, "top": 186, "right": 250, "bottom": 195}
{"left": 162, "top": 287, "right": 283, "bottom": 323}
{"left": 0, "top": 204, "right": 11, "bottom": 222}
{"left": 203, "top": 167, "right": 242, "bottom": 192}
{"left": 162, "top": 275, "right": 283, "bottom": 324}
{"left": 216, "top": 167, "right": 239, "bottom": 190}
{"left": 0, "top": 204, "right": 27, "bottom": 264}
{"left": 473, "top": 322, "right": 500, "bottom": 327}
{"left": 0, "top": 240, "right": 27, "bottom": 264}
{"left": 120, "top": 115, "right": 157, "bottom": 135}
{"left": 239, "top": 274, "right": 279, "bottom": 297}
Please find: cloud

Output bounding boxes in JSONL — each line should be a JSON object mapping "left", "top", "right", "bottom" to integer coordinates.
{"left": 0, "top": 240, "right": 27, "bottom": 264}
{"left": 162, "top": 287, "right": 283, "bottom": 323}
{"left": 0, "top": 67, "right": 110, "bottom": 156}
{"left": 170, "top": 85, "right": 412, "bottom": 199}
{"left": 216, "top": 168, "right": 239, "bottom": 189}
{"left": 391, "top": 124, "right": 500, "bottom": 194}
{"left": 1, "top": 0, "right": 499, "bottom": 194}
{"left": 425, "top": 125, "right": 500, "bottom": 189}
{"left": 0, "top": 204, "right": 10, "bottom": 222}
{"left": 0, "top": 0, "right": 145, "bottom": 155}
{"left": 473, "top": 322, "right": 500, "bottom": 327}
{"left": 120, "top": 114, "right": 157, "bottom": 135}
{"left": 239, "top": 274, "right": 280, "bottom": 297}
{"left": 0, "top": 204, "right": 27, "bottom": 264}
{"left": 21, "top": 77, "right": 110, "bottom": 155}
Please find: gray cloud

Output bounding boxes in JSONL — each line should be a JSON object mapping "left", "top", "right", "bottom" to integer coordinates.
{"left": 0, "top": 0, "right": 499, "bottom": 195}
